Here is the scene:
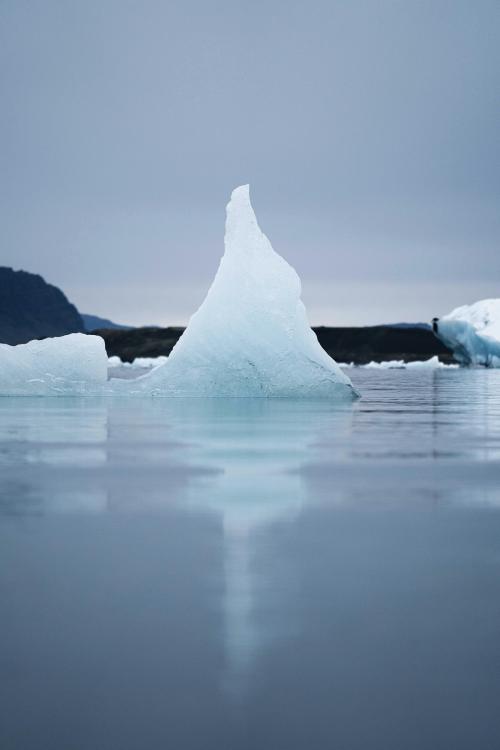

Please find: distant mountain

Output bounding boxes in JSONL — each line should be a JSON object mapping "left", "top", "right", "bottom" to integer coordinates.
{"left": 0, "top": 267, "right": 84, "bottom": 345}
{"left": 81, "top": 314, "right": 133, "bottom": 332}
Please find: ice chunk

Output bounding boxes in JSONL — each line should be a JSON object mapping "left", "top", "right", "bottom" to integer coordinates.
{"left": 433, "top": 299, "right": 500, "bottom": 367}
{"left": 129, "top": 356, "right": 168, "bottom": 368}
{"left": 405, "top": 357, "right": 458, "bottom": 369}
{"left": 108, "top": 356, "right": 168, "bottom": 369}
{"left": 0, "top": 334, "right": 108, "bottom": 395}
{"left": 108, "top": 355, "right": 168, "bottom": 380}
{"left": 122, "top": 185, "right": 357, "bottom": 398}
{"left": 359, "top": 356, "right": 457, "bottom": 370}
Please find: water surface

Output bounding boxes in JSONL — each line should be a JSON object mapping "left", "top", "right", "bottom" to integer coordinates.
{"left": 1, "top": 369, "right": 500, "bottom": 749}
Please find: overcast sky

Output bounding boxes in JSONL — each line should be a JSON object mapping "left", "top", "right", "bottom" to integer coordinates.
{"left": 1, "top": 0, "right": 499, "bottom": 326}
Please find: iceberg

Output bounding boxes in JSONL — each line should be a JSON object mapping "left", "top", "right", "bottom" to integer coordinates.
{"left": 0, "top": 334, "right": 108, "bottom": 395}
{"left": 432, "top": 299, "right": 500, "bottom": 367}
{"left": 119, "top": 185, "right": 357, "bottom": 398}
{"left": 1, "top": 187, "right": 356, "bottom": 399}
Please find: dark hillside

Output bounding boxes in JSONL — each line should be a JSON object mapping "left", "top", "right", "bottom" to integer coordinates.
{"left": 94, "top": 324, "right": 453, "bottom": 364}
{"left": 95, "top": 327, "right": 185, "bottom": 362}
{"left": 0, "top": 267, "right": 84, "bottom": 345}
{"left": 314, "top": 325, "right": 452, "bottom": 364}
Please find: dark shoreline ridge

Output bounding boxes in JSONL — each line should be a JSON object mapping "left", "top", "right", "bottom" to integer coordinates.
{"left": 0, "top": 267, "right": 84, "bottom": 344}
{"left": 0, "top": 267, "right": 454, "bottom": 363}
{"left": 95, "top": 325, "right": 454, "bottom": 365}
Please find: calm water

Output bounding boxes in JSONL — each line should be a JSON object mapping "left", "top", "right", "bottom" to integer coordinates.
{"left": 1, "top": 369, "right": 500, "bottom": 750}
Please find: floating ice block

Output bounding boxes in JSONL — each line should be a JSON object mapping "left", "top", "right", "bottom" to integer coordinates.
{"left": 0, "top": 334, "right": 108, "bottom": 395}
{"left": 433, "top": 299, "right": 500, "bottom": 367}
{"left": 123, "top": 185, "right": 357, "bottom": 398}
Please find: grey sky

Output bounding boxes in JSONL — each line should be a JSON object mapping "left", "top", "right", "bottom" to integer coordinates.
{"left": 1, "top": 0, "right": 499, "bottom": 325}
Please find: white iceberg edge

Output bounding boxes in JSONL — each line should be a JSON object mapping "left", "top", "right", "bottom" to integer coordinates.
{"left": 340, "top": 356, "right": 458, "bottom": 370}
{"left": 0, "top": 334, "right": 108, "bottom": 396}
{"left": 108, "top": 355, "right": 168, "bottom": 369}
{"left": 433, "top": 299, "right": 500, "bottom": 367}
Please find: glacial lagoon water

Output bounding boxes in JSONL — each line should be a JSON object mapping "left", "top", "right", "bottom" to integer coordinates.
{"left": 1, "top": 368, "right": 500, "bottom": 749}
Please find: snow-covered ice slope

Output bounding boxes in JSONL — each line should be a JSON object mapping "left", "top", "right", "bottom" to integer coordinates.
{"left": 433, "top": 299, "right": 500, "bottom": 367}
{"left": 120, "top": 185, "right": 356, "bottom": 398}
{"left": 0, "top": 334, "right": 108, "bottom": 395}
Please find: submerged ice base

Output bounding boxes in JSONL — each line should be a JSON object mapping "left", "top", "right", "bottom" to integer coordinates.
{"left": 0, "top": 334, "right": 107, "bottom": 396}
{"left": 114, "top": 185, "right": 356, "bottom": 398}
{"left": 433, "top": 299, "right": 500, "bottom": 368}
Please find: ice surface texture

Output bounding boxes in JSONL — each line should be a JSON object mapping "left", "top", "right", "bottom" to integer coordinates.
{"left": 433, "top": 299, "right": 500, "bottom": 367}
{"left": 120, "top": 185, "right": 357, "bottom": 398}
{"left": 0, "top": 334, "right": 107, "bottom": 395}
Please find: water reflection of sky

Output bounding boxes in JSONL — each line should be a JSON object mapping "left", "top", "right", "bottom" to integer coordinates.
{"left": 1, "top": 369, "right": 500, "bottom": 749}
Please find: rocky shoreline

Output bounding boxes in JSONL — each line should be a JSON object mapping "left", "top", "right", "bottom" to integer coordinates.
{"left": 94, "top": 324, "right": 453, "bottom": 365}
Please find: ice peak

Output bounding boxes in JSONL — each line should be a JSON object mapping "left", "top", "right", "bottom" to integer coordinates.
{"left": 230, "top": 183, "right": 250, "bottom": 202}
{"left": 226, "top": 184, "right": 252, "bottom": 221}
{"left": 224, "top": 184, "right": 265, "bottom": 256}
{"left": 123, "top": 184, "right": 358, "bottom": 398}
